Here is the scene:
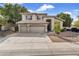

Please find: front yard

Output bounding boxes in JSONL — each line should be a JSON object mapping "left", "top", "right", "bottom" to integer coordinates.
{"left": 0, "top": 30, "right": 15, "bottom": 37}
{"left": 48, "top": 31, "right": 79, "bottom": 42}
{"left": 0, "top": 30, "right": 15, "bottom": 43}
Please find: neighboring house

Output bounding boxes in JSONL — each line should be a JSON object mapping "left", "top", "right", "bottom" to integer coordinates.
{"left": 17, "top": 12, "right": 63, "bottom": 33}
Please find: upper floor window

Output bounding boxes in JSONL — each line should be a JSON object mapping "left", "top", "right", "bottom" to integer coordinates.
{"left": 27, "top": 15, "right": 32, "bottom": 20}
{"left": 26, "top": 16, "right": 27, "bottom": 20}
{"left": 37, "top": 16, "right": 41, "bottom": 20}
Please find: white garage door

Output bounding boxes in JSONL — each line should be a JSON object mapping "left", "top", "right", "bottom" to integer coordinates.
{"left": 30, "top": 27, "right": 45, "bottom": 33}
{"left": 20, "top": 27, "right": 28, "bottom": 32}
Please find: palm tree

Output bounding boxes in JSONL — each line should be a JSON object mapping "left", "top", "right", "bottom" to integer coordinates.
{"left": 12, "top": 4, "right": 29, "bottom": 23}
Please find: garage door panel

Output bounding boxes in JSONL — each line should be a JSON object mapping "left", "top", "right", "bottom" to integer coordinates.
{"left": 30, "top": 27, "right": 45, "bottom": 33}
{"left": 20, "top": 27, "right": 28, "bottom": 32}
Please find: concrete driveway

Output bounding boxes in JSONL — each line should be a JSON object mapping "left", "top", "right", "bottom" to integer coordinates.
{"left": 0, "top": 33, "right": 53, "bottom": 56}
{"left": 0, "top": 33, "right": 79, "bottom": 56}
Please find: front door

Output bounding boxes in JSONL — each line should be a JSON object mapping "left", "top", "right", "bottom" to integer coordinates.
{"left": 46, "top": 19, "right": 51, "bottom": 32}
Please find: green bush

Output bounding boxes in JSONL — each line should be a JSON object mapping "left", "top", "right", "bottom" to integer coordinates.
{"left": 60, "top": 29, "right": 65, "bottom": 32}
{"left": 54, "top": 21, "right": 61, "bottom": 34}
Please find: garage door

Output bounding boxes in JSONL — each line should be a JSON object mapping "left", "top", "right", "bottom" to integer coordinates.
{"left": 30, "top": 27, "right": 45, "bottom": 33}
{"left": 20, "top": 27, "right": 28, "bottom": 32}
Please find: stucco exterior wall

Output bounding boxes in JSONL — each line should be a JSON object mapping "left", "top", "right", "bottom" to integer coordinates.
{"left": 22, "top": 14, "right": 26, "bottom": 21}
{"left": 22, "top": 14, "right": 45, "bottom": 21}
{"left": 60, "top": 21, "right": 63, "bottom": 29}
{"left": 18, "top": 13, "right": 63, "bottom": 33}
{"left": 51, "top": 19, "right": 55, "bottom": 31}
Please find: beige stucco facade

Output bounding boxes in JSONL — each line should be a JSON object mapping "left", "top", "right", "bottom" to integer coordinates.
{"left": 17, "top": 12, "right": 63, "bottom": 33}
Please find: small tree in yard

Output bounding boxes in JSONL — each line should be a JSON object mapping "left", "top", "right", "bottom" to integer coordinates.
{"left": 74, "top": 20, "right": 79, "bottom": 27}
{"left": 0, "top": 17, "right": 7, "bottom": 26}
{"left": 0, "top": 16, "right": 8, "bottom": 30}
{"left": 54, "top": 20, "right": 61, "bottom": 34}
{"left": 73, "top": 16, "right": 79, "bottom": 28}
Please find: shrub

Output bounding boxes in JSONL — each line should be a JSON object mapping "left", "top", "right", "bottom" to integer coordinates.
{"left": 61, "top": 29, "right": 65, "bottom": 32}
{"left": 54, "top": 21, "right": 61, "bottom": 34}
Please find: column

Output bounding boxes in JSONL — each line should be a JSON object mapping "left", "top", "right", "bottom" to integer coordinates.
{"left": 22, "top": 14, "right": 26, "bottom": 21}
{"left": 44, "top": 24, "right": 47, "bottom": 32}
{"left": 60, "top": 21, "right": 63, "bottom": 29}
{"left": 51, "top": 19, "right": 54, "bottom": 31}
{"left": 1, "top": 26, "right": 5, "bottom": 31}
{"left": 32, "top": 14, "right": 36, "bottom": 21}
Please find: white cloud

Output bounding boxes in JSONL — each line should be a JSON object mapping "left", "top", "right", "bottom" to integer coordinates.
{"left": 27, "top": 4, "right": 55, "bottom": 13}
{"left": 28, "top": 9, "right": 34, "bottom": 12}
{"left": 63, "top": 11, "right": 72, "bottom": 15}
{"left": 36, "top": 4, "right": 55, "bottom": 12}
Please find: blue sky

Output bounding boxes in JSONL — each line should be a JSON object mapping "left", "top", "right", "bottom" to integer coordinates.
{"left": 0, "top": 3, "right": 79, "bottom": 21}
{"left": 20, "top": 3, "right": 79, "bottom": 21}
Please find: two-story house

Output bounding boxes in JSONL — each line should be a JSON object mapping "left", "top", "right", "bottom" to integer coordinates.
{"left": 17, "top": 12, "right": 63, "bottom": 33}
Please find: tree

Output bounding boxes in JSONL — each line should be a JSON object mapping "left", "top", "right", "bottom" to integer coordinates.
{"left": 73, "top": 16, "right": 79, "bottom": 27}
{"left": 0, "top": 16, "right": 8, "bottom": 26}
{"left": 0, "top": 3, "right": 28, "bottom": 24}
{"left": 0, "top": 16, "right": 9, "bottom": 31}
{"left": 57, "top": 13, "right": 73, "bottom": 27}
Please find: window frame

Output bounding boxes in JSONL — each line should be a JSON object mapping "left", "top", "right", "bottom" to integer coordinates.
{"left": 27, "top": 15, "right": 32, "bottom": 20}
{"left": 37, "top": 16, "right": 41, "bottom": 20}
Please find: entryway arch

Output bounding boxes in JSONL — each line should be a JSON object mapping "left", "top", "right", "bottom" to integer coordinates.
{"left": 44, "top": 17, "right": 55, "bottom": 32}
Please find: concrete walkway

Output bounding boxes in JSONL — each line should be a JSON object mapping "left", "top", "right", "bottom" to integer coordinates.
{"left": 0, "top": 33, "right": 79, "bottom": 56}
